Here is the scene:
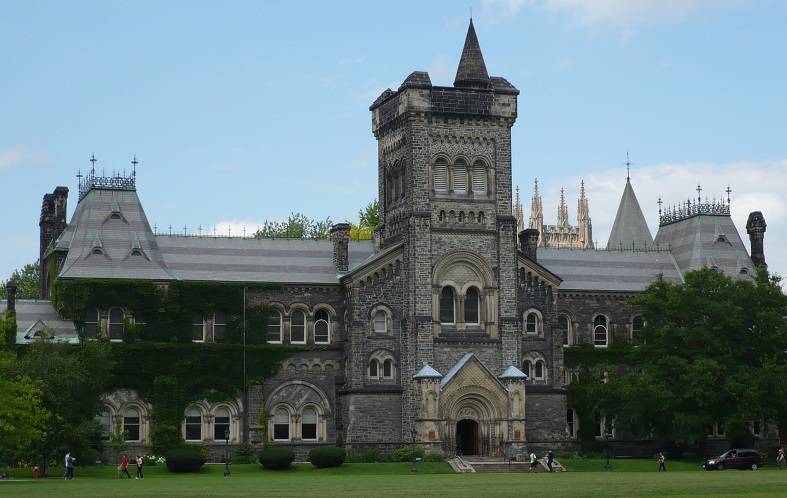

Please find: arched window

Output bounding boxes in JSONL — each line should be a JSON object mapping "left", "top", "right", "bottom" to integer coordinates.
{"left": 559, "top": 315, "right": 571, "bottom": 346}
{"left": 124, "top": 406, "right": 141, "bottom": 442}
{"left": 452, "top": 159, "right": 468, "bottom": 193}
{"left": 273, "top": 408, "right": 290, "bottom": 441}
{"left": 525, "top": 310, "right": 541, "bottom": 335}
{"left": 439, "top": 287, "right": 455, "bottom": 324}
{"left": 433, "top": 158, "right": 448, "bottom": 192}
{"left": 291, "top": 310, "right": 306, "bottom": 344}
{"left": 96, "top": 408, "right": 111, "bottom": 441}
{"left": 302, "top": 407, "right": 317, "bottom": 441}
{"left": 214, "top": 406, "right": 231, "bottom": 441}
{"left": 631, "top": 316, "right": 644, "bottom": 338}
{"left": 472, "top": 161, "right": 486, "bottom": 193}
{"left": 314, "top": 309, "right": 330, "bottom": 344}
{"left": 593, "top": 315, "right": 608, "bottom": 347}
{"left": 383, "top": 359, "right": 394, "bottom": 379}
{"left": 192, "top": 312, "right": 205, "bottom": 342}
{"left": 522, "top": 360, "right": 531, "bottom": 378}
{"left": 267, "top": 310, "right": 282, "bottom": 343}
{"left": 185, "top": 406, "right": 202, "bottom": 441}
{"left": 478, "top": 212, "right": 485, "bottom": 224}
{"left": 373, "top": 309, "right": 387, "bottom": 334}
{"left": 84, "top": 306, "right": 99, "bottom": 339}
{"left": 464, "top": 287, "right": 480, "bottom": 325}
{"left": 368, "top": 359, "right": 380, "bottom": 378}
{"left": 567, "top": 409, "right": 576, "bottom": 438}
{"left": 213, "top": 311, "right": 226, "bottom": 341}
{"left": 108, "top": 307, "right": 124, "bottom": 341}
{"left": 535, "top": 360, "right": 545, "bottom": 380}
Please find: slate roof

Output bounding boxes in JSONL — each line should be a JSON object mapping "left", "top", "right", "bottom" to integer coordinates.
{"left": 0, "top": 300, "right": 78, "bottom": 344}
{"left": 499, "top": 365, "right": 528, "bottom": 380}
{"left": 454, "top": 19, "right": 491, "bottom": 89}
{"left": 654, "top": 214, "right": 755, "bottom": 279}
{"left": 441, "top": 352, "right": 506, "bottom": 390}
{"left": 538, "top": 247, "right": 683, "bottom": 292}
{"left": 413, "top": 364, "right": 443, "bottom": 379}
{"left": 607, "top": 179, "right": 654, "bottom": 250}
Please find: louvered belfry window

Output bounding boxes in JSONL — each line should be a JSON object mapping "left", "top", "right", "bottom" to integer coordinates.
{"left": 452, "top": 159, "right": 468, "bottom": 193}
{"left": 434, "top": 159, "right": 448, "bottom": 192}
{"left": 472, "top": 161, "right": 486, "bottom": 193}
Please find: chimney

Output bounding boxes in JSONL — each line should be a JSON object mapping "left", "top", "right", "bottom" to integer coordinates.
{"left": 6, "top": 279, "right": 17, "bottom": 316}
{"left": 519, "top": 229, "right": 539, "bottom": 262}
{"left": 330, "top": 223, "right": 351, "bottom": 272}
{"left": 746, "top": 211, "right": 767, "bottom": 268}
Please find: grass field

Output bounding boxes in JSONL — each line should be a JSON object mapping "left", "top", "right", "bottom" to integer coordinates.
{"left": 2, "top": 461, "right": 786, "bottom": 498}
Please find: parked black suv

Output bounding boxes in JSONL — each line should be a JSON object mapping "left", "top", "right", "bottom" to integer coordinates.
{"left": 703, "top": 449, "right": 764, "bottom": 470}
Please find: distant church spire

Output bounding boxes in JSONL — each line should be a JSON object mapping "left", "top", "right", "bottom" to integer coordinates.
{"left": 454, "top": 19, "right": 491, "bottom": 89}
{"left": 528, "top": 178, "right": 543, "bottom": 234}
{"left": 513, "top": 185, "right": 524, "bottom": 233}
{"left": 557, "top": 187, "right": 569, "bottom": 227}
{"left": 577, "top": 180, "right": 593, "bottom": 248}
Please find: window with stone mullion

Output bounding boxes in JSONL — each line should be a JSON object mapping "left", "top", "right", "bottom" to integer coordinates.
{"left": 439, "top": 287, "right": 455, "bottom": 324}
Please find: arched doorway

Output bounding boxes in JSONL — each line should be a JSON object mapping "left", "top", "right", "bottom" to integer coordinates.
{"left": 456, "top": 419, "right": 480, "bottom": 455}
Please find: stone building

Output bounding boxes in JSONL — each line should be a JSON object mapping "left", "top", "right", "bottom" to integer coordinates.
{"left": 4, "top": 20, "right": 776, "bottom": 460}
{"left": 517, "top": 179, "right": 593, "bottom": 249}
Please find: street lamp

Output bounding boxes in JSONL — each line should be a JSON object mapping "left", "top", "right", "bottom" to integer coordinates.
{"left": 223, "top": 428, "right": 231, "bottom": 477}
{"left": 410, "top": 428, "right": 418, "bottom": 473}
{"left": 604, "top": 430, "right": 613, "bottom": 471}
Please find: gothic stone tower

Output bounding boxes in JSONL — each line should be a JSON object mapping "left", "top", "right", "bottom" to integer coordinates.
{"left": 367, "top": 20, "right": 522, "bottom": 453}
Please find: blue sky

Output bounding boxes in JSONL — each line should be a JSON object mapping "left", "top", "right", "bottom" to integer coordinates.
{"left": 2, "top": 0, "right": 786, "bottom": 282}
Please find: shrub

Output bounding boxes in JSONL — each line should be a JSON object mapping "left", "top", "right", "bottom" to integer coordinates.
{"left": 309, "top": 447, "right": 346, "bottom": 468}
{"left": 165, "top": 446, "right": 207, "bottom": 473}
{"left": 390, "top": 444, "right": 424, "bottom": 462}
{"left": 347, "top": 447, "right": 383, "bottom": 463}
{"left": 233, "top": 442, "right": 258, "bottom": 464}
{"left": 422, "top": 453, "right": 444, "bottom": 462}
{"left": 258, "top": 447, "right": 295, "bottom": 470}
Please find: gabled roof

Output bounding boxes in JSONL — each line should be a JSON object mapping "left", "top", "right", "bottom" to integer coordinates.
{"left": 0, "top": 300, "right": 78, "bottom": 344}
{"left": 499, "top": 365, "right": 528, "bottom": 380}
{"left": 441, "top": 352, "right": 506, "bottom": 390}
{"left": 607, "top": 179, "right": 654, "bottom": 250}
{"left": 454, "top": 19, "right": 491, "bottom": 89}
{"left": 413, "top": 364, "right": 443, "bottom": 379}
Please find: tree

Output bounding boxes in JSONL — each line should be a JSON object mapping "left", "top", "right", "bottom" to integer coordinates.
{"left": 19, "top": 340, "right": 114, "bottom": 474}
{"left": 253, "top": 213, "right": 332, "bottom": 239}
{"left": 568, "top": 268, "right": 787, "bottom": 451}
{"left": 358, "top": 200, "right": 379, "bottom": 231}
{"left": 0, "top": 261, "right": 39, "bottom": 300}
{"left": 0, "top": 351, "right": 50, "bottom": 467}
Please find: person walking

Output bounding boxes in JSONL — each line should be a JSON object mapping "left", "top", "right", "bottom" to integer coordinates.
{"left": 658, "top": 451, "right": 667, "bottom": 472}
{"left": 546, "top": 450, "right": 554, "bottom": 472}
{"left": 119, "top": 455, "right": 132, "bottom": 479}
{"left": 63, "top": 450, "right": 75, "bottom": 480}
{"left": 529, "top": 450, "right": 538, "bottom": 472}
{"left": 777, "top": 447, "right": 785, "bottom": 470}
{"left": 135, "top": 455, "right": 144, "bottom": 479}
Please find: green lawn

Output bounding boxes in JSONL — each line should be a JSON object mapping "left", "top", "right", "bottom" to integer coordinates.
{"left": 1, "top": 462, "right": 786, "bottom": 498}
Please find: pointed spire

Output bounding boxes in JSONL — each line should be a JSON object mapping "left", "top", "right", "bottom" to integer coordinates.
{"left": 454, "top": 19, "right": 491, "bottom": 89}
{"left": 557, "top": 187, "right": 569, "bottom": 227}
{"left": 607, "top": 178, "right": 654, "bottom": 250}
{"left": 513, "top": 185, "right": 524, "bottom": 233}
{"left": 528, "top": 178, "right": 543, "bottom": 232}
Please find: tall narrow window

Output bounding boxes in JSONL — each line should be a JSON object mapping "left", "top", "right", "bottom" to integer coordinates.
{"left": 631, "top": 316, "right": 644, "bottom": 338}
{"left": 594, "top": 413, "right": 603, "bottom": 437}
{"left": 559, "top": 315, "right": 571, "bottom": 346}
{"left": 214, "top": 407, "right": 230, "bottom": 441}
{"left": 535, "top": 361, "right": 544, "bottom": 380}
{"left": 452, "top": 159, "right": 468, "bottom": 193}
{"left": 267, "top": 310, "right": 282, "bottom": 343}
{"left": 108, "top": 307, "right": 124, "bottom": 341}
{"left": 368, "top": 359, "right": 379, "bottom": 378}
{"left": 192, "top": 312, "right": 205, "bottom": 342}
{"left": 439, "top": 287, "right": 455, "bottom": 324}
{"left": 302, "top": 407, "right": 317, "bottom": 440}
{"left": 433, "top": 159, "right": 448, "bottom": 193}
{"left": 464, "top": 287, "right": 480, "bottom": 325}
{"left": 314, "top": 309, "right": 330, "bottom": 344}
{"left": 273, "top": 408, "right": 290, "bottom": 441}
{"left": 567, "top": 409, "right": 575, "bottom": 438}
{"left": 291, "top": 310, "right": 306, "bottom": 344}
{"left": 185, "top": 407, "right": 202, "bottom": 441}
{"left": 373, "top": 310, "right": 387, "bottom": 334}
{"left": 84, "top": 306, "right": 99, "bottom": 339}
{"left": 96, "top": 409, "right": 111, "bottom": 441}
{"left": 124, "top": 407, "right": 140, "bottom": 442}
{"left": 522, "top": 361, "right": 531, "bottom": 378}
{"left": 213, "top": 311, "right": 226, "bottom": 341}
{"left": 593, "top": 315, "right": 608, "bottom": 347}
{"left": 472, "top": 161, "right": 487, "bottom": 193}
{"left": 383, "top": 359, "right": 394, "bottom": 378}
{"left": 525, "top": 312, "right": 540, "bottom": 335}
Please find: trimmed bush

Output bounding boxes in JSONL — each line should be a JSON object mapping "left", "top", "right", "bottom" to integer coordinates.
{"left": 309, "top": 447, "right": 346, "bottom": 468}
{"left": 347, "top": 447, "right": 383, "bottom": 463}
{"left": 233, "top": 442, "right": 259, "bottom": 464}
{"left": 258, "top": 447, "right": 295, "bottom": 470}
{"left": 391, "top": 444, "right": 424, "bottom": 462}
{"left": 165, "top": 446, "right": 207, "bottom": 473}
{"left": 422, "top": 453, "right": 444, "bottom": 462}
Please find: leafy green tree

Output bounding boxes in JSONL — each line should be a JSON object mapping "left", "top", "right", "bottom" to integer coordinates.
{"left": 253, "top": 213, "right": 332, "bottom": 239}
{"left": 358, "top": 200, "right": 379, "bottom": 230}
{"left": 569, "top": 268, "right": 787, "bottom": 451}
{"left": 0, "top": 351, "right": 50, "bottom": 467}
{"left": 19, "top": 340, "right": 114, "bottom": 474}
{"left": 0, "top": 261, "right": 39, "bottom": 300}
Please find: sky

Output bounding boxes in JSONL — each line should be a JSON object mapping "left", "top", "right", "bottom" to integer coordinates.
{"left": 1, "top": 0, "right": 786, "bottom": 283}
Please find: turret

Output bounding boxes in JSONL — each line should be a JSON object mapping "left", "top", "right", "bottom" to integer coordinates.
{"left": 746, "top": 211, "right": 767, "bottom": 268}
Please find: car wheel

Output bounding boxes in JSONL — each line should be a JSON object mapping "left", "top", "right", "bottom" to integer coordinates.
{"left": 751, "top": 463, "right": 758, "bottom": 471}
{"left": 718, "top": 464, "right": 724, "bottom": 471}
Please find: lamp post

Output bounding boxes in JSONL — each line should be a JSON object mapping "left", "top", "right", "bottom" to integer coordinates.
{"left": 223, "top": 429, "right": 231, "bottom": 477}
{"left": 410, "top": 428, "right": 418, "bottom": 473}
{"left": 604, "top": 430, "right": 613, "bottom": 471}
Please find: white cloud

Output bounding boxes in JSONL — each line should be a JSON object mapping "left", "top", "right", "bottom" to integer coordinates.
{"left": 528, "top": 159, "right": 787, "bottom": 284}
{"left": 0, "top": 144, "right": 48, "bottom": 172}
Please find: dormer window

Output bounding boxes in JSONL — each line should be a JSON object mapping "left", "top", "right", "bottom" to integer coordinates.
{"left": 92, "top": 248, "right": 104, "bottom": 255}
{"left": 130, "top": 249, "right": 143, "bottom": 257}
{"left": 110, "top": 213, "right": 122, "bottom": 220}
